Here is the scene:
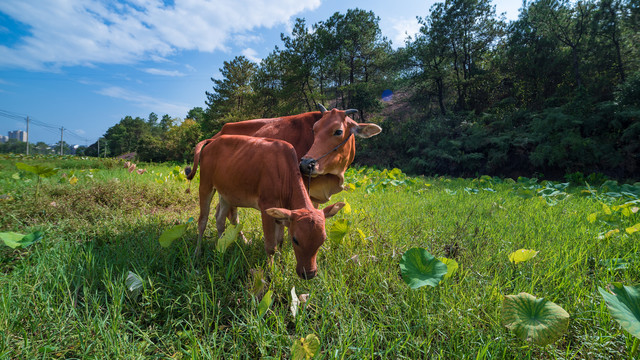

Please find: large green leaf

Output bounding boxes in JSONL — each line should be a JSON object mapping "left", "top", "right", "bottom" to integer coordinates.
{"left": 626, "top": 223, "right": 640, "bottom": 235}
{"left": 291, "top": 334, "right": 320, "bottom": 360}
{"left": 15, "top": 162, "right": 58, "bottom": 178}
{"left": 250, "top": 268, "right": 266, "bottom": 297}
{"left": 598, "top": 283, "right": 640, "bottom": 339}
{"left": 399, "top": 248, "right": 447, "bottom": 289}
{"left": 158, "top": 224, "right": 188, "bottom": 248}
{"left": 508, "top": 249, "right": 539, "bottom": 264}
{"left": 502, "top": 292, "right": 570, "bottom": 346}
{"left": 327, "top": 219, "right": 350, "bottom": 244}
{"left": 438, "top": 257, "right": 459, "bottom": 280}
{"left": 0, "top": 231, "right": 43, "bottom": 249}
{"left": 158, "top": 218, "right": 194, "bottom": 248}
{"left": 217, "top": 223, "right": 242, "bottom": 253}
{"left": 257, "top": 290, "right": 273, "bottom": 319}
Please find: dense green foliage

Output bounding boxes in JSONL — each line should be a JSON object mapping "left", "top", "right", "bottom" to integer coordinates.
{"left": 1, "top": 156, "right": 639, "bottom": 357}
{"left": 7, "top": 0, "right": 636, "bottom": 179}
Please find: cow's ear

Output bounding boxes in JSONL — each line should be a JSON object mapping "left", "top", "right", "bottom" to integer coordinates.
{"left": 323, "top": 202, "right": 345, "bottom": 218}
{"left": 352, "top": 123, "right": 382, "bottom": 138}
{"left": 266, "top": 208, "right": 292, "bottom": 221}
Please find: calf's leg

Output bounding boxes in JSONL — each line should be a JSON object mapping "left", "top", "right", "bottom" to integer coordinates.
{"left": 260, "top": 212, "right": 278, "bottom": 256}
{"left": 216, "top": 196, "right": 232, "bottom": 238}
{"left": 196, "top": 185, "right": 216, "bottom": 258}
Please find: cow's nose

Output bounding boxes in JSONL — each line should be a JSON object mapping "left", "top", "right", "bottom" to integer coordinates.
{"left": 298, "top": 268, "right": 317, "bottom": 280}
{"left": 299, "top": 158, "right": 317, "bottom": 175}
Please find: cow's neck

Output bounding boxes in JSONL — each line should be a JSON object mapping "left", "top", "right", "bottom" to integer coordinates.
{"left": 289, "top": 174, "right": 315, "bottom": 211}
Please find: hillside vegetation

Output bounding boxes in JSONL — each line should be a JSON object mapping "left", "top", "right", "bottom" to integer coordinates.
{"left": 7, "top": 0, "right": 631, "bottom": 181}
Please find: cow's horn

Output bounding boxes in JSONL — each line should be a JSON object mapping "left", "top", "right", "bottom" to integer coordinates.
{"left": 317, "top": 103, "right": 328, "bottom": 113}
{"left": 345, "top": 109, "right": 358, "bottom": 115}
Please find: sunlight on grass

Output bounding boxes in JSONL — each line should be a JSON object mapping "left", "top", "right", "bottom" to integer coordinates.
{"left": 1, "top": 155, "right": 639, "bottom": 358}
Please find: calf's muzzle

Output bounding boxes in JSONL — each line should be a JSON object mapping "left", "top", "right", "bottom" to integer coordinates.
{"left": 298, "top": 268, "right": 317, "bottom": 280}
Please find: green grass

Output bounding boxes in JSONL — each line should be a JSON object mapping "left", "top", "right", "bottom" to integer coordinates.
{"left": 1, "top": 155, "right": 639, "bottom": 359}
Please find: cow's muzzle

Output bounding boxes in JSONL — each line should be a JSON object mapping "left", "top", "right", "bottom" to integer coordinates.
{"left": 300, "top": 157, "right": 317, "bottom": 176}
{"left": 298, "top": 268, "right": 317, "bottom": 280}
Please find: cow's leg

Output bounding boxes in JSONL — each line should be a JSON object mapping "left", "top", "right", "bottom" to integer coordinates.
{"left": 216, "top": 195, "right": 231, "bottom": 238}
{"left": 196, "top": 185, "right": 217, "bottom": 258}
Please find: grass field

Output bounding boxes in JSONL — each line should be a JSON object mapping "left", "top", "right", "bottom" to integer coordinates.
{"left": 1, "top": 154, "right": 639, "bottom": 359}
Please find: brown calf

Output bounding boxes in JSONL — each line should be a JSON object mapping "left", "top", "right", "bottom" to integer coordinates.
{"left": 192, "top": 135, "right": 344, "bottom": 279}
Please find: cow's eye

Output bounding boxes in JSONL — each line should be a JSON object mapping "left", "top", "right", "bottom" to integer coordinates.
{"left": 292, "top": 236, "right": 299, "bottom": 246}
{"left": 334, "top": 129, "right": 343, "bottom": 136}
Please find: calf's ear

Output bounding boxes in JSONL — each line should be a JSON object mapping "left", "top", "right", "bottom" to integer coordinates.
{"left": 351, "top": 123, "right": 382, "bottom": 138}
{"left": 266, "top": 208, "right": 292, "bottom": 221}
{"left": 323, "top": 202, "right": 345, "bottom": 218}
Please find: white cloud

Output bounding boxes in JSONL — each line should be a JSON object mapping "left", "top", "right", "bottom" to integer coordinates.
{"left": 387, "top": 17, "right": 422, "bottom": 48}
{"left": 143, "top": 68, "right": 186, "bottom": 77}
{"left": 233, "top": 34, "right": 264, "bottom": 47}
{"left": 241, "top": 48, "right": 262, "bottom": 63}
{"left": 0, "top": 0, "right": 321, "bottom": 70}
{"left": 96, "top": 86, "right": 189, "bottom": 115}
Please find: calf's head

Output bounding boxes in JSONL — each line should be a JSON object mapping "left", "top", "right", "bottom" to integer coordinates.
{"left": 300, "top": 105, "right": 382, "bottom": 177}
{"left": 266, "top": 202, "right": 345, "bottom": 279}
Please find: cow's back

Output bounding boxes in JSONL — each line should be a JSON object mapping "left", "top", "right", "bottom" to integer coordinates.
{"left": 199, "top": 135, "right": 299, "bottom": 209}
{"left": 218, "top": 112, "right": 321, "bottom": 161}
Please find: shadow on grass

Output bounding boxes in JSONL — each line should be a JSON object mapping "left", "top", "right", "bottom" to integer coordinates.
{"left": 66, "top": 219, "right": 271, "bottom": 332}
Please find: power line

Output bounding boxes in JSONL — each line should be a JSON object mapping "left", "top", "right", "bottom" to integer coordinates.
{"left": 0, "top": 110, "right": 26, "bottom": 121}
{"left": 30, "top": 118, "right": 59, "bottom": 130}
{"left": 0, "top": 107, "right": 100, "bottom": 145}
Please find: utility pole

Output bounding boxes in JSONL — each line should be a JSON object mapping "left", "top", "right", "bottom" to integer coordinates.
{"left": 60, "top": 127, "right": 64, "bottom": 155}
{"left": 97, "top": 138, "right": 100, "bottom": 158}
{"left": 26, "top": 116, "right": 29, "bottom": 156}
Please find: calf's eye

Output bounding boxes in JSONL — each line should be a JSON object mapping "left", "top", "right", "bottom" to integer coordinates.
{"left": 292, "top": 236, "right": 299, "bottom": 246}
{"left": 334, "top": 129, "right": 343, "bottom": 136}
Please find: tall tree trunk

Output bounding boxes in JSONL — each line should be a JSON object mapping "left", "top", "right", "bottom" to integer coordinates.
{"left": 436, "top": 77, "right": 446, "bottom": 115}
{"left": 571, "top": 46, "right": 583, "bottom": 88}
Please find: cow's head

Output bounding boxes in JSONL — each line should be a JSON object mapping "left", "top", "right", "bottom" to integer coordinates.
{"left": 266, "top": 202, "right": 345, "bottom": 279}
{"left": 300, "top": 104, "right": 382, "bottom": 178}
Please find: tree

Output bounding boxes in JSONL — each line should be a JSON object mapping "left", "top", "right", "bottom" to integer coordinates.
{"left": 409, "top": 4, "right": 454, "bottom": 115}
{"left": 103, "top": 116, "right": 151, "bottom": 156}
{"left": 204, "top": 56, "right": 258, "bottom": 135}
{"left": 186, "top": 107, "right": 205, "bottom": 123}
{"left": 498, "top": 2, "right": 569, "bottom": 109}
{"left": 279, "top": 18, "right": 320, "bottom": 112}
{"left": 314, "top": 9, "right": 392, "bottom": 118}
{"left": 164, "top": 119, "right": 202, "bottom": 161}
{"left": 530, "top": 0, "right": 594, "bottom": 89}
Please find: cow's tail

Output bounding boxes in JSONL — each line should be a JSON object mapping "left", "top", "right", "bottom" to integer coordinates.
{"left": 185, "top": 139, "right": 214, "bottom": 193}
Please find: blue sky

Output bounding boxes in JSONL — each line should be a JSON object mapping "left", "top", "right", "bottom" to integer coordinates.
{"left": 0, "top": 0, "right": 522, "bottom": 146}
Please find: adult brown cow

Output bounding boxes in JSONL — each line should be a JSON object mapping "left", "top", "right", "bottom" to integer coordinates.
{"left": 193, "top": 134, "right": 344, "bottom": 279}
{"left": 188, "top": 104, "right": 382, "bottom": 204}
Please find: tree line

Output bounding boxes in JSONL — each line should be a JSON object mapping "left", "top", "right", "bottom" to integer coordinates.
{"left": 75, "top": 0, "right": 639, "bottom": 180}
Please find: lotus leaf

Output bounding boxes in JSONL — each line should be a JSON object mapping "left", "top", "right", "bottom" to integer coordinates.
{"left": 291, "top": 334, "right": 320, "bottom": 360}
{"left": 400, "top": 248, "right": 447, "bottom": 289}
{"left": 509, "top": 249, "right": 539, "bottom": 264}
{"left": 502, "top": 292, "right": 570, "bottom": 346}
{"left": 598, "top": 283, "right": 640, "bottom": 339}
{"left": 438, "top": 257, "right": 459, "bottom": 280}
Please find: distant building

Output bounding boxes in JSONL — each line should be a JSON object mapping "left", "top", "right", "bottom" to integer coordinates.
{"left": 0, "top": 135, "right": 7, "bottom": 143}
{"left": 8, "top": 130, "right": 27, "bottom": 142}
